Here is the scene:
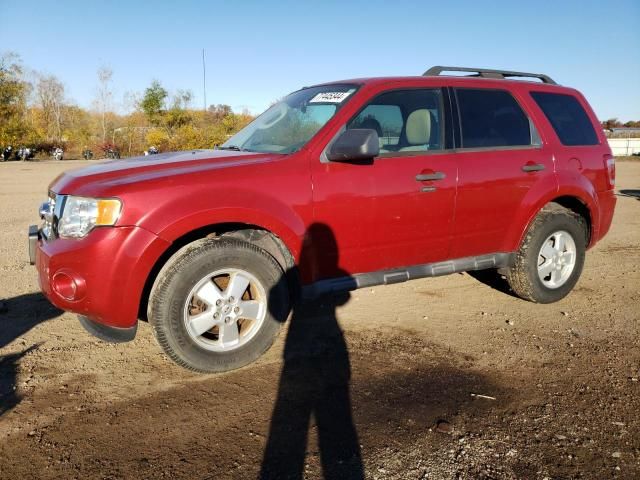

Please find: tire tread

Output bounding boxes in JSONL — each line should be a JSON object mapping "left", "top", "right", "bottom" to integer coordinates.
{"left": 506, "top": 203, "right": 586, "bottom": 303}
{"left": 148, "top": 237, "right": 286, "bottom": 373}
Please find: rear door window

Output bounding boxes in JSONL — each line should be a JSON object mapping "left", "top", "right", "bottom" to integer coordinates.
{"left": 530, "top": 92, "right": 598, "bottom": 146}
{"left": 455, "top": 88, "right": 532, "bottom": 148}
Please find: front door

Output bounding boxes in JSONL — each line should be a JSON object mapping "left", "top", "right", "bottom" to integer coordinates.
{"left": 309, "top": 88, "right": 457, "bottom": 281}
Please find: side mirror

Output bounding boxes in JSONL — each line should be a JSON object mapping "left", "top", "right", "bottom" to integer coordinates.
{"left": 327, "top": 129, "right": 379, "bottom": 163}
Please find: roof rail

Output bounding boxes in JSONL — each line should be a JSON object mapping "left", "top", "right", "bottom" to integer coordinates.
{"left": 423, "top": 66, "right": 556, "bottom": 85}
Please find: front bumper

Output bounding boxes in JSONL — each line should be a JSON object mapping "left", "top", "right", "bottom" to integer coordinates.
{"left": 31, "top": 225, "right": 171, "bottom": 338}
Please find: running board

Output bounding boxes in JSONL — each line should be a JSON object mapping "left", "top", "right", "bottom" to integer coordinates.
{"left": 302, "top": 252, "right": 514, "bottom": 299}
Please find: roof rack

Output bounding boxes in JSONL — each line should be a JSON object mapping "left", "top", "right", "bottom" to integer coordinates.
{"left": 423, "top": 66, "right": 556, "bottom": 85}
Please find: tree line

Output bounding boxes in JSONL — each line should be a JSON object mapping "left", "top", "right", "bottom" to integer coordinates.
{"left": 0, "top": 52, "right": 253, "bottom": 159}
{"left": 602, "top": 119, "right": 640, "bottom": 129}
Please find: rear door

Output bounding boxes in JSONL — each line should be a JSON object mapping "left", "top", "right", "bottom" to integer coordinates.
{"left": 450, "top": 87, "right": 556, "bottom": 258}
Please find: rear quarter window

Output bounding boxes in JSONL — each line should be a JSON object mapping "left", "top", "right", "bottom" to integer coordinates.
{"left": 530, "top": 92, "right": 598, "bottom": 146}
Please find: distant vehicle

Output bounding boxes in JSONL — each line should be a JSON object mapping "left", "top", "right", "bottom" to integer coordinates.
{"left": 30, "top": 66, "right": 617, "bottom": 373}
{"left": 53, "top": 147, "right": 63, "bottom": 161}
{"left": 82, "top": 149, "right": 94, "bottom": 160}
{"left": 148, "top": 146, "right": 159, "bottom": 155}
{"left": 106, "top": 148, "right": 120, "bottom": 159}
{"left": 18, "top": 147, "right": 36, "bottom": 161}
{"left": 1, "top": 146, "right": 13, "bottom": 161}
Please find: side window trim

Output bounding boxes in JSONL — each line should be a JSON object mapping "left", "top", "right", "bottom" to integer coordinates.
{"left": 443, "top": 87, "right": 457, "bottom": 150}
{"left": 451, "top": 87, "right": 542, "bottom": 151}
{"left": 447, "top": 87, "right": 463, "bottom": 149}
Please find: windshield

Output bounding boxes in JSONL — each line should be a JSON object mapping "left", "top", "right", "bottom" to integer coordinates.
{"left": 220, "top": 84, "right": 358, "bottom": 154}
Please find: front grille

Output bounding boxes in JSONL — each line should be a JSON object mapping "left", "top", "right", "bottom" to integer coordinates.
{"left": 40, "top": 192, "right": 62, "bottom": 240}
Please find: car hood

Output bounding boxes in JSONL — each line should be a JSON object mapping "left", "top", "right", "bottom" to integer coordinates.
{"left": 49, "top": 149, "right": 282, "bottom": 196}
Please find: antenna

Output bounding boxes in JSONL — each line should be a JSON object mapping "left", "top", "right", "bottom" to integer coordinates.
{"left": 202, "top": 48, "right": 207, "bottom": 111}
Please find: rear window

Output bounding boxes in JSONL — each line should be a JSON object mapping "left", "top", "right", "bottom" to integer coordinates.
{"left": 455, "top": 89, "right": 532, "bottom": 148}
{"left": 530, "top": 92, "right": 598, "bottom": 146}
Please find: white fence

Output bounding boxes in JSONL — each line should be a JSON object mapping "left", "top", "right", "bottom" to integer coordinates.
{"left": 608, "top": 138, "right": 640, "bottom": 156}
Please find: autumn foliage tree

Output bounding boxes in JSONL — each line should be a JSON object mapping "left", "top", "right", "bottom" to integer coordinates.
{"left": 0, "top": 52, "right": 30, "bottom": 146}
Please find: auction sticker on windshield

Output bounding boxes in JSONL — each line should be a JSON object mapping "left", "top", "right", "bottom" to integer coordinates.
{"left": 309, "top": 89, "right": 355, "bottom": 103}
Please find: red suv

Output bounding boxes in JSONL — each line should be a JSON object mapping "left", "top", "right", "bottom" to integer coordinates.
{"left": 29, "top": 66, "right": 616, "bottom": 372}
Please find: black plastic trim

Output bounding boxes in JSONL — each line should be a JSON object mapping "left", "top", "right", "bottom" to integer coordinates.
{"left": 452, "top": 145, "right": 543, "bottom": 154}
{"left": 78, "top": 315, "right": 137, "bottom": 343}
{"left": 443, "top": 87, "right": 456, "bottom": 149}
{"left": 28, "top": 225, "right": 39, "bottom": 265}
{"left": 448, "top": 87, "right": 462, "bottom": 148}
{"left": 424, "top": 66, "right": 556, "bottom": 85}
{"left": 302, "top": 252, "right": 515, "bottom": 298}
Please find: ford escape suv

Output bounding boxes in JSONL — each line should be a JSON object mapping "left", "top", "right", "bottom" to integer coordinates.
{"left": 29, "top": 66, "right": 616, "bottom": 372}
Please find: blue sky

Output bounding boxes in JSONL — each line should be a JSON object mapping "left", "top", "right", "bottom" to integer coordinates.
{"left": 1, "top": 0, "right": 638, "bottom": 120}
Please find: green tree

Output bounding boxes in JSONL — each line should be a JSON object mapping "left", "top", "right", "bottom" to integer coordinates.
{"left": 0, "top": 52, "right": 30, "bottom": 146}
{"left": 601, "top": 118, "right": 622, "bottom": 130}
{"left": 164, "top": 89, "right": 193, "bottom": 131}
{"left": 140, "top": 80, "right": 168, "bottom": 126}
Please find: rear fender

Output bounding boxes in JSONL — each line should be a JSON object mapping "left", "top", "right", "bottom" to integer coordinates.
{"left": 505, "top": 174, "right": 597, "bottom": 251}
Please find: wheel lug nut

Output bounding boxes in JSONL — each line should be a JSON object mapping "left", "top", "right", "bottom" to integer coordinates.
{"left": 213, "top": 312, "right": 219, "bottom": 319}
{"left": 225, "top": 316, "right": 232, "bottom": 324}
{"left": 229, "top": 296, "right": 235, "bottom": 303}
{"left": 234, "top": 307, "right": 240, "bottom": 313}
{"left": 215, "top": 299, "right": 222, "bottom": 306}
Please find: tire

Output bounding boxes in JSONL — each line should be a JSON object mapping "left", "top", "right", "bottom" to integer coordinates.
{"left": 148, "top": 237, "right": 290, "bottom": 373}
{"left": 506, "top": 203, "right": 587, "bottom": 303}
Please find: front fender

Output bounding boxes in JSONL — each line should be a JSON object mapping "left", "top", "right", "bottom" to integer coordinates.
{"left": 138, "top": 187, "right": 308, "bottom": 262}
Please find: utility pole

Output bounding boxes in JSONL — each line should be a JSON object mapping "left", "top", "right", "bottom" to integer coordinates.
{"left": 202, "top": 48, "right": 207, "bottom": 112}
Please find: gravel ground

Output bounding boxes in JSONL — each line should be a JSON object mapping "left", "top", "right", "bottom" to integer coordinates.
{"left": 0, "top": 159, "right": 639, "bottom": 479}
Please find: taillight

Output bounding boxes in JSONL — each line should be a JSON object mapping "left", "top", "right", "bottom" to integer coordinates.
{"left": 604, "top": 154, "right": 615, "bottom": 188}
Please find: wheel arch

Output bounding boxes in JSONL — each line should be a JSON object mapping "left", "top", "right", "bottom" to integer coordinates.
{"left": 138, "top": 220, "right": 300, "bottom": 322}
{"left": 514, "top": 191, "right": 596, "bottom": 252}
{"left": 549, "top": 195, "right": 592, "bottom": 244}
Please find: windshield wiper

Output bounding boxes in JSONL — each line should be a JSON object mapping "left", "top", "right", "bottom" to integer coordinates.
{"left": 217, "top": 145, "right": 243, "bottom": 151}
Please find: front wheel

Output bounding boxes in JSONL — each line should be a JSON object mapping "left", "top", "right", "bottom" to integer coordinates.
{"left": 148, "top": 238, "right": 290, "bottom": 372}
{"left": 506, "top": 204, "right": 587, "bottom": 303}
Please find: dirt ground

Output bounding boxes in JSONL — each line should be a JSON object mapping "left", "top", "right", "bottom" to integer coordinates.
{"left": 0, "top": 159, "right": 638, "bottom": 480}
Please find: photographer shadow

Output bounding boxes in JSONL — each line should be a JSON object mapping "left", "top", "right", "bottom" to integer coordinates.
{"left": 259, "top": 223, "right": 363, "bottom": 480}
{"left": 0, "top": 292, "right": 61, "bottom": 417}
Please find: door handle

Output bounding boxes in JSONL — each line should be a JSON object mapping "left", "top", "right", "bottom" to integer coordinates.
{"left": 416, "top": 171, "right": 446, "bottom": 182}
{"left": 421, "top": 186, "right": 437, "bottom": 193}
{"left": 521, "top": 163, "right": 545, "bottom": 172}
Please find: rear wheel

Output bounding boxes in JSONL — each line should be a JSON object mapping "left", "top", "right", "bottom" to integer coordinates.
{"left": 506, "top": 204, "right": 587, "bottom": 303}
{"left": 148, "top": 238, "right": 289, "bottom": 372}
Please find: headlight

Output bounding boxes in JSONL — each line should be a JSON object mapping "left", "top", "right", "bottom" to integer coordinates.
{"left": 58, "top": 196, "right": 122, "bottom": 238}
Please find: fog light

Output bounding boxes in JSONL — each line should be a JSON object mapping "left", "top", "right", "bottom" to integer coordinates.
{"left": 52, "top": 271, "right": 86, "bottom": 301}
